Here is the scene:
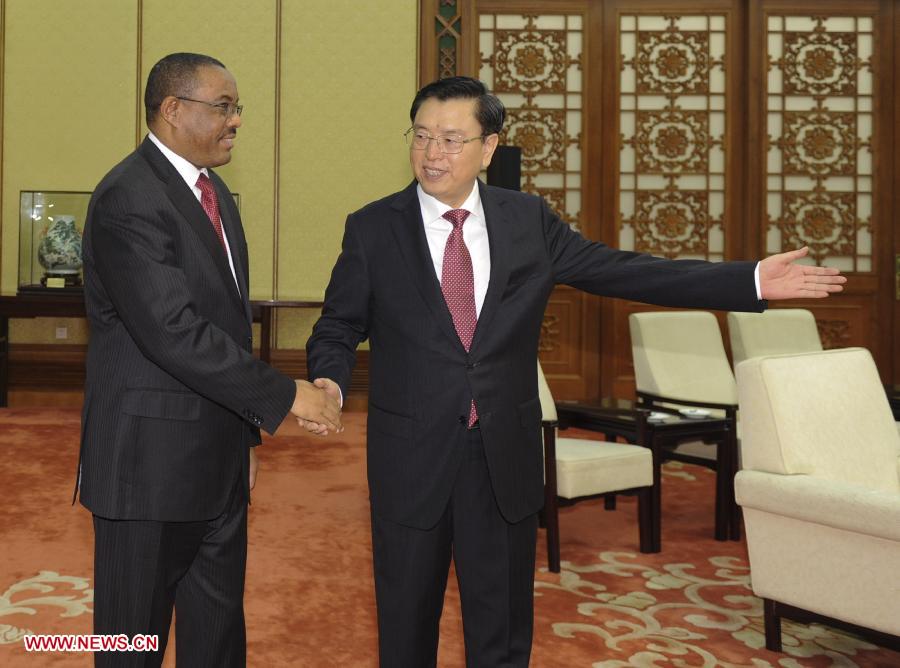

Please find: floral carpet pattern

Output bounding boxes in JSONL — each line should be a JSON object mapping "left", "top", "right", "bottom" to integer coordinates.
{"left": 0, "top": 572, "right": 92, "bottom": 645}
{"left": 537, "top": 553, "right": 882, "bottom": 667}
{"left": 1, "top": 408, "right": 896, "bottom": 666}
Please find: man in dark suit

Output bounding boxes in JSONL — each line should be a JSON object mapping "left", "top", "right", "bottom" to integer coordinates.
{"left": 80, "top": 53, "right": 341, "bottom": 667}
{"left": 305, "top": 76, "right": 844, "bottom": 667}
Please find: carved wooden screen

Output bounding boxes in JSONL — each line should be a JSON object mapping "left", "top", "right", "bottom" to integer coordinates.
{"left": 473, "top": 1, "right": 598, "bottom": 398}
{"left": 751, "top": 0, "right": 892, "bottom": 359}
{"left": 478, "top": 13, "right": 585, "bottom": 232}
{"left": 605, "top": 2, "right": 742, "bottom": 397}
{"left": 764, "top": 15, "right": 873, "bottom": 272}
{"left": 618, "top": 14, "right": 728, "bottom": 261}
{"left": 418, "top": 0, "right": 899, "bottom": 397}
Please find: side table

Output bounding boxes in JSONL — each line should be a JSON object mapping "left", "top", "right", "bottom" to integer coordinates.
{"left": 556, "top": 399, "right": 739, "bottom": 547}
{"left": 0, "top": 293, "right": 323, "bottom": 406}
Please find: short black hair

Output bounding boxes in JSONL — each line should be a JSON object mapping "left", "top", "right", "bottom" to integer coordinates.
{"left": 409, "top": 76, "right": 505, "bottom": 135}
{"left": 144, "top": 52, "right": 226, "bottom": 125}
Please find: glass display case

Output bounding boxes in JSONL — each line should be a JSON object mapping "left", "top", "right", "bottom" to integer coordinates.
{"left": 18, "top": 191, "right": 90, "bottom": 293}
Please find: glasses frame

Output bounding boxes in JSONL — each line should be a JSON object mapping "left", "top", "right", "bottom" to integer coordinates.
{"left": 404, "top": 127, "right": 485, "bottom": 154}
{"left": 176, "top": 96, "right": 243, "bottom": 118}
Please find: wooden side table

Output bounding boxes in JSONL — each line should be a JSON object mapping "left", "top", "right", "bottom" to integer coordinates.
{"left": 0, "top": 293, "right": 322, "bottom": 406}
{"left": 555, "top": 399, "right": 739, "bottom": 547}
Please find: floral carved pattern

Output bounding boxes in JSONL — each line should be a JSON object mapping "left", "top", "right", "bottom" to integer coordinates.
{"left": 633, "top": 111, "right": 710, "bottom": 174}
{"left": 629, "top": 190, "right": 711, "bottom": 258}
{"left": 481, "top": 14, "right": 583, "bottom": 231}
{"left": 781, "top": 30, "right": 857, "bottom": 96}
{"left": 778, "top": 191, "right": 855, "bottom": 261}
{"left": 620, "top": 15, "right": 725, "bottom": 261}
{"left": 502, "top": 108, "right": 568, "bottom": 173}
{"left": 767, "top": 16, "right": 873, "bottom": 270}
{"left": 635, "top": 30, "right": 710, "bottom": 95}
{"left": 493, "top": 29, "right": 569, "bottom": 96}
{"left": 779, "top": 112, "right": 856, "bottom": 176}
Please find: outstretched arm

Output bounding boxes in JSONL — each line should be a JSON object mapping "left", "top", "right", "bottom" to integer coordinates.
{"left": 759, "top": 247, "right": 846, "bottom": 300}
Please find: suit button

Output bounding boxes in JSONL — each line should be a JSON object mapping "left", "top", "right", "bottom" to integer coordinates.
{"left": 458, "top": 415, "right": 466, "bottom": 424}
{"left": 466, "top": 362, "right": 479, "bottom": 370}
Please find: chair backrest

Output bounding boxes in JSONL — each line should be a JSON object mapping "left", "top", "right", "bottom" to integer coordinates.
{"left": 727, "top": 309, "right": 822, "bottom": 367}
{"left": 736, "top": 347, "right": 900, "bottom": 493}
{"left": 537, "top": 360, "right": 557, "bottom": 421}
{"left": 629, "top": 311, "right": 737, "bottom": 405}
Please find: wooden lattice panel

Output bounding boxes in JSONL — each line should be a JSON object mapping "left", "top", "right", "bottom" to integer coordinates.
{"left": 619, "top": 14, "right": 727, "bottom": 261}
{"left": 479, "top": 13, "right": 584, "bottom": 231}
{"left": 765, "top": 15, "right": 874, "bottom": 272}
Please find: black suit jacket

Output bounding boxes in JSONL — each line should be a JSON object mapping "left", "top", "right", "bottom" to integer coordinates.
{"left": 307, "top": 181, "right": 764, "bottom": 529}
{"left": 79, "top": 137, "right": 296, "bottom": 522}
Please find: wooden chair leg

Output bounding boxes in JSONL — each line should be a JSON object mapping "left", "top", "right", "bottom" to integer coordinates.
{"left": 543, "top": 422, "right": 561, "bottom": 573}
{"left": 764, "top": 598, "right": 783, "bottom": 652}
{"left": 603, "top": 493, "right": 617, "bottom": 510}
{"left": 636, "top": 486, "right": 657, "bottom": 553}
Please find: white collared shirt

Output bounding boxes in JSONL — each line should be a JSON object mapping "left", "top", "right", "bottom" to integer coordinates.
{"left": 148, "top": 132, "right": 239, "bottom": 292}
{"left": 417, "top": 182, "right": 491, "bottom": 316}
{"left": 415, "top": 181, "right": 763, "bottom": 303}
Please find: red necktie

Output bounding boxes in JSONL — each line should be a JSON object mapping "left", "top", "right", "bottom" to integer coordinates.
{"left": 441, "top": 209, "right": 478, "bottom": 427}
{"left": 196, "top": 173, "right": 227, "bottom": 251}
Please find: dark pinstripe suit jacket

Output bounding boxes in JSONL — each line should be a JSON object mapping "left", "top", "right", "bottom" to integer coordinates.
{"left": 79, "top": 137, "right": 296, "bottom": 522}
{"left": 307, "top": 180, "right": 766, "bottom": 531}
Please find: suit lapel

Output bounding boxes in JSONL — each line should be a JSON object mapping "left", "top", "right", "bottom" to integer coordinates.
{"left": 138, "top": 139, "right": 244, "bottom": 314}
{"left": 211, "top": 174, "right": 253, "bottom": 324}
{"left": 470, "top": 181, "right": 511, "bottom": 354}
{"left": 389, "top": 182, "right": 463, "bottom": 350}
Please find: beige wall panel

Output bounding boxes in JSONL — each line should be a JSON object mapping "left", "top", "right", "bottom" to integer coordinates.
{"left": 277, "top": 0, "right": 417, "bottom": 348}
{"left": 278, "top": 1, "right": 416, "bottom": 299}
{"left": 2, "top": 0, "right": 137, "bottom": 345}
{"left": 142, "top": 0, "right": 278, "bottom": 299}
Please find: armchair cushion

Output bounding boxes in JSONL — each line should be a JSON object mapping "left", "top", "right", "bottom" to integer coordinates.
{"left": 555, "top": 439, "right": 652, "bottom": 499}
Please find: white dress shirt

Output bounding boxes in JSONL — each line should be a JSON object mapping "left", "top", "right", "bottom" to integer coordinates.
{"left": 148, "top": 132, "right": 240, "bottom": 293}
{"left": 415, "top": 181, "right": 762, "bottom": 302}
{"left": 417, "top": 183, "right": 490, "bottom": 316}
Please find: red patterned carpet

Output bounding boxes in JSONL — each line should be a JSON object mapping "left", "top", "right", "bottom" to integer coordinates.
{"left": 0, "top": 407, "right": 896, "bottom": 667}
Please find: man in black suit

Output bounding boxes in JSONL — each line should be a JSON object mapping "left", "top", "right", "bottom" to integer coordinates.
{"left": 80, "top": 53, "right": 341, "bottom": 667}
{"left": 305, "top": 76, "right": 844, "bottom": 667}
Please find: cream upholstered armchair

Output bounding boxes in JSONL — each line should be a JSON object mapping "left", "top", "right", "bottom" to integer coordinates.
{"left": 727, "top": 308, "right": 822, "bottom": 368}
{"left": 735, "top": 348, "right": 900, "bottom": 651}
{"left": 537, "top": 362, "right": 656, "bottom": 572}
{"left": 729, "top": 309, "right": 900, "bottom": 438}
{"left": 628, "top": 311, "right": 738, "bottom": 461}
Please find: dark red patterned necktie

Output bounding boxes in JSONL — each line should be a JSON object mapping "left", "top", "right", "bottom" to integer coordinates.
{"left": 196, "top": 173, "right": 227, "bottom": 251}
{"left": 441, "top": 209, "right": 478, "bottom": 427}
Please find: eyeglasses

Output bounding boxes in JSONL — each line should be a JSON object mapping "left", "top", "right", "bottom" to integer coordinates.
{"left": 404, "top": 128, "right": 484, "bottom": 154}
{"left": 177, "top": 96, "right": 243, "bottom": 118}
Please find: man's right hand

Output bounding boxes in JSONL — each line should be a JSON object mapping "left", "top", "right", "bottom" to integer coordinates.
{"left": 291, "top": 379, "right": 342, "bottom": 434}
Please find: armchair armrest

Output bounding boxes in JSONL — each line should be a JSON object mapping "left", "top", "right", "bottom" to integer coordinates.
{"left": 735, "top": 470, "right": 900, "bottom": 542}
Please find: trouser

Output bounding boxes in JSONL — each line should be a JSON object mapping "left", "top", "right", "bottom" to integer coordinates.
{"left": 372, "top": 427, "right": 538, "bottom": 667}
{"left": 92, "top": 477, "right": 247, "bottom": 667}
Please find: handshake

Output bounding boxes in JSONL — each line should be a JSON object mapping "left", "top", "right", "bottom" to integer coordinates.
{"left": 291, "top": 378, "right": 343, "bottom": 435}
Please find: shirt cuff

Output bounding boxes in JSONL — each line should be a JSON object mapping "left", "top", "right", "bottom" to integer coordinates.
{"left": 754, "top": 262, "right": 762, "bottom": 300}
